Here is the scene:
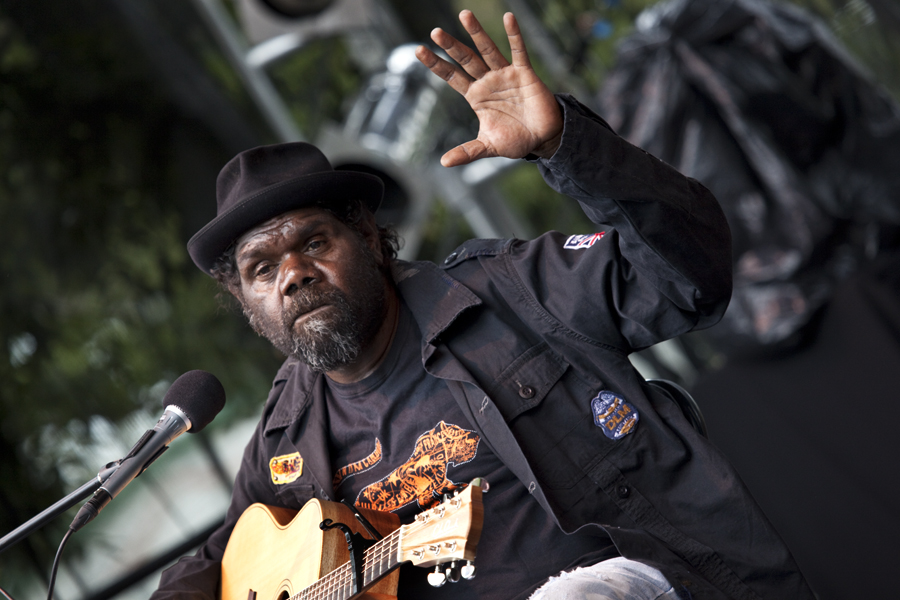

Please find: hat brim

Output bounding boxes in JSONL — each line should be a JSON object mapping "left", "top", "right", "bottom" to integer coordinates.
{"left": 188, "top": 169, "right": 383, "bottom": 274}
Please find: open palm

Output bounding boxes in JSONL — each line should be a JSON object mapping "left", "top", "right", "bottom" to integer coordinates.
{"left": 416, "top": 10, "right": 563, "bottom": 167}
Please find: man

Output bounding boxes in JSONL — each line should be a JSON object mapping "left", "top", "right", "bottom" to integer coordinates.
{"left": 154, "top": 10, "right": 813, "bottom": 600}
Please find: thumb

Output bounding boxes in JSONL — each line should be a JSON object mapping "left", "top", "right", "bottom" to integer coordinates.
{"left": 441, "top": 139, "right": 491, "bottom": 167}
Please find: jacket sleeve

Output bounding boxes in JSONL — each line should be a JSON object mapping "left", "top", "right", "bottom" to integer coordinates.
{"left": 513, "top": 94, "right": 732, "bottom": 351}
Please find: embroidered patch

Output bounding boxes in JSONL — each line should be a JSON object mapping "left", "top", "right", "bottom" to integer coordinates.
{"left": 269, "top": 452, "right": 303, "bottom": 485}
{"left": 591, "top": 391, "right": 639, "bottom": 440}
{"left": 564, "top": 232, "right": 606, "bottom": 249}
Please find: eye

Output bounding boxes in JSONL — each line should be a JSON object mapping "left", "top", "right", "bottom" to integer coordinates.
{"left": 306, "top": 238, "right": 326, "bottom": 253}
{"left": 253, "top": 262, "right": 275, "bottom": 279}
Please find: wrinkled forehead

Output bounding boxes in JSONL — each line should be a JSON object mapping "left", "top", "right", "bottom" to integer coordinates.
{"left": 235, "top": 207, "right": 336, "bottom": 257}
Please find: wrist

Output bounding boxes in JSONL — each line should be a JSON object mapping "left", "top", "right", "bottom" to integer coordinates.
{"left": 532, "top": 129, "right": 562, "bottom": 159}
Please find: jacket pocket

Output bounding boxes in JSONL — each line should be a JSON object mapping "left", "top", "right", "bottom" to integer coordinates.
{"left": 489, "top": 343, "right": 609, "bottom": 489}
{"left": 489, "top": 342, "right": 568, "bottom": 421}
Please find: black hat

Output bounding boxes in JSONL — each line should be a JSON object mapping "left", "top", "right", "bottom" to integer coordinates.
{"left": 187, "top": 142, "right": 384, "bottom": 274}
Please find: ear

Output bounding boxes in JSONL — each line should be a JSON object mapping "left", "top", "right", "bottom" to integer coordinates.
{"left": 356, "top": 210, "right": 382, "bottom": 262}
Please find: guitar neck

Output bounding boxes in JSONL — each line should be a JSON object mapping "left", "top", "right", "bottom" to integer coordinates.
{"left": 292, "top": 528, "right": 401, "bottom": 600}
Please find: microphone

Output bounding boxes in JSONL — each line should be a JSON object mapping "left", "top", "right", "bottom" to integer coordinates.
{"left": 70, "top": 370, "right": 226, "bottom": 532}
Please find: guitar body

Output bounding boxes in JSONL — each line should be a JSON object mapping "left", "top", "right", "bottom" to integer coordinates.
{"left": 220, "top": 500, "right": 400, "bottom": 600}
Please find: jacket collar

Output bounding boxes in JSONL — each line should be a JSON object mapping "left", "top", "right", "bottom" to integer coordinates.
{"left": 392, "top": 260, "right": 481, "bottom": 348}
{"left": 264, "top": 356, "right": 315, "bottom": 434}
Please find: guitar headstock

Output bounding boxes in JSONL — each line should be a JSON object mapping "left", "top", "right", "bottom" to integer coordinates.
{"left": 398, "top": 478, "right": 484, "bottom": 569}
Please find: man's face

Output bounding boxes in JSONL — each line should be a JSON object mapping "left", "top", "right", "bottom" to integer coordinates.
{"left": 234, "top": 207, "right": 388, "bottom": 373}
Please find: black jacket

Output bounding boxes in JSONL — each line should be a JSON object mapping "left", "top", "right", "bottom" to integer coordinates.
{"left": 153, "top": 95, "right": 813, "bottom": 599}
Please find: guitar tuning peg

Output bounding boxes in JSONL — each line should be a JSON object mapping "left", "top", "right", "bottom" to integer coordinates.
{"left": 427, "top": 565, "right": 447, "bottom": 587}
{"left": 445, "top": 560, "right": 460, "bottom": 583}
{"left": 461, "top": 560, "right": 476, "bottom": 580}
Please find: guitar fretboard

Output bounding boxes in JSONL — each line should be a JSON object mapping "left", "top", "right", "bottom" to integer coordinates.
{"left": 291, "top": 526, "right": 401, "bottom": 600}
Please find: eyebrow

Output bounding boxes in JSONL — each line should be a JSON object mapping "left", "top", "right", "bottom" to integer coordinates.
{"left": 236, "top": 216, "right": 333, "bottom": 266}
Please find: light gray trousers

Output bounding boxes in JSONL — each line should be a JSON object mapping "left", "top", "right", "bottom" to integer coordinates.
{"left": 528, "top": 557, "right": 681, "bottom": 600}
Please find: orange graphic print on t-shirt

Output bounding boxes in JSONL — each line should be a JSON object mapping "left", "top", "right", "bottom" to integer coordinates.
{"left": 345, "top": 421, "right": 480, "bottom": 513}
{"left": 333, "top": 438, "right": 383, "bottom": 490}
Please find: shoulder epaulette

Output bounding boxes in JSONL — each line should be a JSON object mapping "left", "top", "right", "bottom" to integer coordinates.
{"left": 439, "top": 238, "right": 512, "bottom": 269}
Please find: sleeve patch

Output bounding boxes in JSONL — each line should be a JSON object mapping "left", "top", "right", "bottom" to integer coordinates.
{"left": 564, "top": 232, "right": 606, "bottom": 249}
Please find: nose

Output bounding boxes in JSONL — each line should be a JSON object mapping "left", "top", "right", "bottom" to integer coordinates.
{"left": 278, "top": 254, "right": 318, "bottom": 297}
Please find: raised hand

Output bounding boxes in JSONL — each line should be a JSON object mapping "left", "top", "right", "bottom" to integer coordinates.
{"left": 415, "top": 10, "right": 563, "bottom": 167}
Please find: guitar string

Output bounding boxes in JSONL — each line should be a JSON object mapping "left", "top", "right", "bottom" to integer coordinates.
{"left": 291, "top": 501, "right": 464, "bottom": 600}
{"left": 302, "top": 522, "right": 419, "bottom": 600}
{"left": 306, "top": 522, "right": 424, "bottom": 600}
{"left": 292, "top": 527, "right": 401, "bottom": 600}
{"left": 298, "top": 521, "right": 408, "bottom": 600}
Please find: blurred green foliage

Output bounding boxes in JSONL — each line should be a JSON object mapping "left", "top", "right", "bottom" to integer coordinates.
{"left": 499, "top": 165, "right": 596, "bottom": 235}
{"left": 268, "top": 37, "right": 363, "bottom": 140}
{"left": 0, "top": 0, "right": 282, "bottom": 591}
{"left": 525, "top": 0, "right": 659, "bottom": 90}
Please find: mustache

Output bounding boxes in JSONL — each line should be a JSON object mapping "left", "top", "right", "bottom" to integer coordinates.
{"left": 281, "top": 288, "right": 343, "bottom": 326}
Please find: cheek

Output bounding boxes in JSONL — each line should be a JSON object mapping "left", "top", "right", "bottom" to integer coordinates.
{"left": 241, "top": 276, "right": 274, "bottom": 306}
{"left": 240, "top": 288, "right": 281, "bottom": 324}
{"left": 339, "top": 241, "right": 384, "bottom": 284}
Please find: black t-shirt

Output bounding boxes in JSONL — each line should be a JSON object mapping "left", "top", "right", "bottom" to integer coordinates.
{"left": 324, "top": 303, "right": 618, "bottom": 600}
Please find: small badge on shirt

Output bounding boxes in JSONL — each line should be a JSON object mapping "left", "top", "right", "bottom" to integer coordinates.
{"left": 564, "top": 232, "right": 606, "bottom": 250}
{"left": 269, "top": 452, "right": 303, "bottom": 485}
{"left": 591, "top": 391, "right": 639, "bottom": 440}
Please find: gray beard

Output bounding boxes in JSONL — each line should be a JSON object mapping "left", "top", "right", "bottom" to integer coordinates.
{"left": 282, "top": 291, "right": 365, "bottom": 373}
{"left": 246, "top": 286, "right": 381, "bottom": 373}
{"left": 243, "top": 247, "right": 387, "bottom": 373}
{"left": 291, "top": 313, "right": 360, "bottom": 373}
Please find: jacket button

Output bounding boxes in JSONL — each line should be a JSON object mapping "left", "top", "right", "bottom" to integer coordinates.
{"left": 443, "top": 252, "right": 458, "bottom": 265}
{"left": 518, "top": 385, "right": 536, "bottom": 399}
{"left": 616, "top": 485, "right": 630, "bottom": 498}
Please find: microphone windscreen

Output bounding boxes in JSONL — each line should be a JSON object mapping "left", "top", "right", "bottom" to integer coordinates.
{"left": 163, "top": 370, "right": 226, "bottom": 433}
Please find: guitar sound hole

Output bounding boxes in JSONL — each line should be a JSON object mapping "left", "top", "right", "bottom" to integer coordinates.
{"left": 277, "top": 591, "right": 289, "bottom": 600}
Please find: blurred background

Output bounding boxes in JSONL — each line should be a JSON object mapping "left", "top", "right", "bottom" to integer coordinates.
{"left": 1, "top": 0, "right": 898, "bottom": 598}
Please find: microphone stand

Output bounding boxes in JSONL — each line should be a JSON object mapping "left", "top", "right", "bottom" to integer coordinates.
{"left": 0, "top": 462, "right": 118, "bottom": 554}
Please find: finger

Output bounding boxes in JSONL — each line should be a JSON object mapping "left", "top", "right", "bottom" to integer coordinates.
{"left": 503, "top": 12, "right": 532, "bottom": 68}
{"left": 429, "top": 27, "right": 490, "bottom": 80}
{"left": 415, "top": 45, "right": 473, "bottom": 96}
{"left": 441, "top": 139, "right": 491, "bottom": 168}
{"left": 459, "top": 9, "right": 510, "bottom": 71}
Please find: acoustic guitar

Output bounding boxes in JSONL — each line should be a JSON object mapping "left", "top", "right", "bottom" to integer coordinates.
{"left": 220, "top": 480, "right": 484, "bottom": 600}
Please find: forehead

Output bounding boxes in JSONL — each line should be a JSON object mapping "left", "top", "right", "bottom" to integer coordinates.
{"left": 236, "top": 207, "right": 337, "bottom": 255}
